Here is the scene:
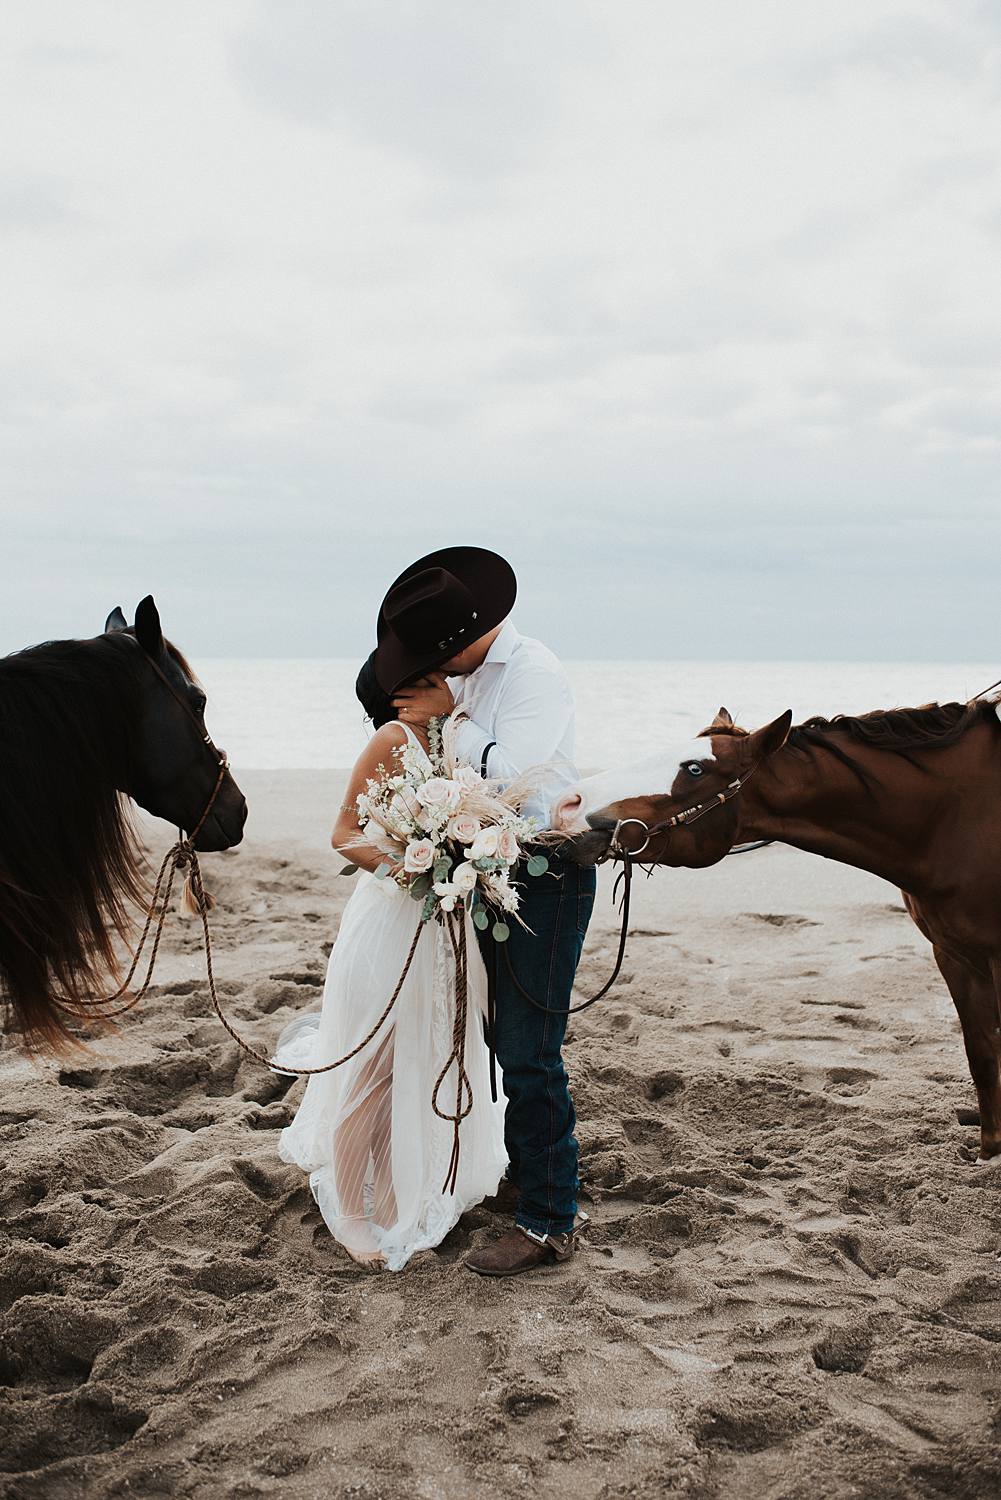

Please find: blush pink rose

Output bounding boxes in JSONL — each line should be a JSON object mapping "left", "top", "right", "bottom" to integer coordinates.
{"left": 447, "top": 814, "right": 481, "bottom": 844}
{"left": 403, "top": 838, "right": 436, "bottom": 874}
{"left": 496, "top": 827, "right": 519, "bottom": 863}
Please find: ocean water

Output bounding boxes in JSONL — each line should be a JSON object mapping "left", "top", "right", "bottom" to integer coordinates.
{"left": 195, "top": 659, "right": 1000, "bottom": 771}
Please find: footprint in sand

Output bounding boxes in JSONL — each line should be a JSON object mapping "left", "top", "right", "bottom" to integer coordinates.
{"left": 0, "top": 1297, "right": 117, "bottom": 1391}
{"left": 230, "top": 1156, "right": 287, "bottom": 1202}
{"left": 622, "top": 1115, "right": 669, "bottom": 1146}
{"left": 742, "top": 913, "right": 821, "bottom": 928}
{"left": 644, "top": 1069, "right": 685, "bottom": 1102}
{"left": 824, "top": 1067, "right": 877, "bottom": 1097}
{"left": 0, "top": 1386, "right": 149, "bottom": 1474}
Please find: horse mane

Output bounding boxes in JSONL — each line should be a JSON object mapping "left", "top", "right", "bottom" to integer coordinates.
{"left": 704, "top": 697, "right": 999, "bottom": 791}
{"left": 0, "top": 632, "right": 171, "bottom": 1053}
{"left": 784, "top": 696, "right": 999, "bottom": 790}
{"left": 790, "top": 697, "right": 996, "bottom": 752}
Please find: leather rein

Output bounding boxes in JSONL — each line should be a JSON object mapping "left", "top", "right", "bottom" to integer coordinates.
{"left": 54, "top": 648, "right": 230, "bottom": 1025}
{"left": 496, "top": 756, "right": 764, "bottom": 1021}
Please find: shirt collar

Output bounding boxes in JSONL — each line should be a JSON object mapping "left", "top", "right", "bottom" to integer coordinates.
{"left": 481, "top": 618, "right": 520, "bottom": 666}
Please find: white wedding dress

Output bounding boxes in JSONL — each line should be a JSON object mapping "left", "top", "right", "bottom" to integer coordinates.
{"left": 273, "top": 724, "right": 507, "bottom": 1271}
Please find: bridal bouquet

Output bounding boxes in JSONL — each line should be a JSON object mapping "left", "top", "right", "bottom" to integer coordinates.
{"left": 351, "top": 715, "right": 547, "bottom": 941}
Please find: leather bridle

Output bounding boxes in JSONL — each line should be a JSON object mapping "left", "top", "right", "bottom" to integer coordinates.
{"left": 142, "top": 650, "right": 230, "bottom": 842}
{"left": 606, "top": 759, "right": 761, "bottom": 861}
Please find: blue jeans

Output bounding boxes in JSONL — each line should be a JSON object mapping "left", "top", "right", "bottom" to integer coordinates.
{"left": 478, "top": 854, "right": 597, "bottom": 1238}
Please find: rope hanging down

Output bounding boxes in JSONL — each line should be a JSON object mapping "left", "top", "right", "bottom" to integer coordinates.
{"left": 432, "top": 911, "right": 474, "bottom": 1194}
{"left": 57, "top": 835, "right": 425, "bottom": 1078}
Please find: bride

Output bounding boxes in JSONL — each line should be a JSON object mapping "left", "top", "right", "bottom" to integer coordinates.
{"left": 273, "top": 656, "right": 506, "bottom": 1271}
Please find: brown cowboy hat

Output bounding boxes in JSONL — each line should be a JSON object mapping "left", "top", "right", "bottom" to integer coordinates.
{"left": 373, "top": 546, "right": 517, "bottom": 694}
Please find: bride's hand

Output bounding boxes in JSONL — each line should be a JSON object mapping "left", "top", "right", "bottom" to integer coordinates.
{"left": 392, "top": 673, "right": 454, "bottom": 727}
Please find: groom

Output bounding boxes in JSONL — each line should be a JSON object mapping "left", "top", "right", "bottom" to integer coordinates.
{"left": 373, "top": 546, "right": 596, "bottom": 1276}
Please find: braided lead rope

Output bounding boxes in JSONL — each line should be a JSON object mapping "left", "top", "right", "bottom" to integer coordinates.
{"left": 52, "top": 840, "right": 189, "bottom": 1021}
{"left": 187, "top": 852, "right": 426, "bottom": 1077}
{"left": 54, "top": 757, "right": 230, "bottom": 1022}
{"left": 57, "top": 840, "right": 424, "bottom": 1076}
{"left": 431, "top": 909, "right": 474, "bottom": 1195}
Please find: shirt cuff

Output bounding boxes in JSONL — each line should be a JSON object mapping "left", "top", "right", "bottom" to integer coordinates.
{"left": 452, "top": 718, "right": 493, "bottom": 775}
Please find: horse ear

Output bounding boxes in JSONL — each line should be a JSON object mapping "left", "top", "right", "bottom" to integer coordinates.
{"left": 710, "top": 706, "right": 733, "bottom": 729}
{"left": 750, "top": 709, "right": 793, "bottom": 758}
{"left": 105, "top": 606, "right": 128, "bottom": 633}
{"left": 134, "top": 596, "right": 164, "bottom": 658}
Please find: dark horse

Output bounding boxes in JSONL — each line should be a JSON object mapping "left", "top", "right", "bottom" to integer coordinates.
{"left": 1, "top": 596, "right": 246, "bottom": 1053}
{"left": 552, "top": 696, "right": 1001, "bottom": 1162}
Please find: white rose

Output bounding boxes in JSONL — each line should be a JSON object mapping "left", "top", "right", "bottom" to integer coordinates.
{"left": 451, "top": 861, "right": 478, "bottom": 894}
{"left": 454, "top": 765, "right": 480, "bottom": 789}
{"left": 390, "top": 785, "right": 422, "bottom": 820}
{"left": 403, "top": 838, "right": 436, "bottom": 874}
{"left": 470, "top": 826, "right": 500, "bottom": 860}
{"left": 433, "top": 880, "right": 460, "bottom": 912}
{"left": 496, "top": 827, "right": 519, "bottom": 863}
{"left": 447, "top": 814, "right": 481, "bottom": 845}
{"left": 417, "top": 776, "right": 462, "bottom": 813}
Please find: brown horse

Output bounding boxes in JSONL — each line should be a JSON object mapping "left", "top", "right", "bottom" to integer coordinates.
{"left": 552, "top": 697, "right": 1001, "bottom": 1162}
{"left": 1, "top": 597, "right": 247, "bottom": 1053}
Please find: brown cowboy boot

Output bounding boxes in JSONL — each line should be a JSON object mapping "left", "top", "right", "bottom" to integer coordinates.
{"left": 479, "top": 1176, "right": 520, "bottom": 1215}
{"left": 464, "top": 1221, "right": 579, "bottom": 1277}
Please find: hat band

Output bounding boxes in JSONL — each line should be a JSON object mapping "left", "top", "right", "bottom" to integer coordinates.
{"left": 434, "top": 610, "right": 478, "bottom": 652}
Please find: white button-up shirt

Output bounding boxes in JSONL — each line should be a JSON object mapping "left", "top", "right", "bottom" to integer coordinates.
{"left": 448, "top": 619, "right": 577, "bottom": 830}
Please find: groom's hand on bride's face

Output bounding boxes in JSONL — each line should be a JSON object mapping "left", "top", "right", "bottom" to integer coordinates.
{"left": 392, "top": 673, "right": 455, "bottom": 726}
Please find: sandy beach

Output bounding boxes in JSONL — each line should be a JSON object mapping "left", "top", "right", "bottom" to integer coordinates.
{"left": 3, "top": 768, "right": 1000, "bottom": 1499}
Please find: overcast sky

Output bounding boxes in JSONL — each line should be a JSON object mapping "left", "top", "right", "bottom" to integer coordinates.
{"left": 2, "top": 1, "right": 999, "bottom": 661}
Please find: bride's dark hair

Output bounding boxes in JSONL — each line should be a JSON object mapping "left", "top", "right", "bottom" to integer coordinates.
{"left": 355, "top": 652, "right": 398, "bottom": 728}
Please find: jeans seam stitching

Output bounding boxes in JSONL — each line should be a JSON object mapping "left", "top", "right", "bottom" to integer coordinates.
{"left": 542, "top": 871, "right": 569, "bottom": 1234}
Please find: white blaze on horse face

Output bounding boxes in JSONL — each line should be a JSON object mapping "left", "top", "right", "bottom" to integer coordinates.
{"left": 551, "top": 740, "right": 717, "bottom": 832}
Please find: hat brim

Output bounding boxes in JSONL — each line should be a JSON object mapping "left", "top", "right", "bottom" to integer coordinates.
{"left": 373, "top": 546, "right": 517, "bottom": 695}
{"left": 372, "top": 636, "right": 458, "bottom": 697}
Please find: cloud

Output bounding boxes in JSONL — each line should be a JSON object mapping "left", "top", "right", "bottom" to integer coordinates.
{"left": 229, "top": 1, "right": 597, "bottom": 182}
{"left": 1, "top": 0, "right": 1000, "bottom": 660}
{"left": 0, "top": 171, "right": 84, "bottom": 231}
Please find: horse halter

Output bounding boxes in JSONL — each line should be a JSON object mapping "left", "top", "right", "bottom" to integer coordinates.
{"left": 607, "top": 760, "right": 760, "bottom": 860}
{"left": 142, "top": 651, "right": 230, "bottom": 842}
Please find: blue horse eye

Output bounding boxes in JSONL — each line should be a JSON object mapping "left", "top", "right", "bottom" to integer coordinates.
{"left": 685, "top": 762, "right": 704, "bottom": 777}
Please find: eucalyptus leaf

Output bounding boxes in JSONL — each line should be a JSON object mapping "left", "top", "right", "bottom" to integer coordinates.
{"left": 527, "top": 854, "right": 549, "bottom": 878}
{"left": 409, "top": 874, "right": 432, "bottom": 901}
{"left": 492, "top": 921, "right": 511, "bottom": 943}
{"left": 433, "top": 858, "right": 452, "bottom": 882}
{"left": 375, "top": 863, "right": 393, "bottom": 880}
{"left": 338, "top": 863, "right": 360, "bottom": 877}
{"left": 473, "top": 908, "right": 490, "bottom": 931}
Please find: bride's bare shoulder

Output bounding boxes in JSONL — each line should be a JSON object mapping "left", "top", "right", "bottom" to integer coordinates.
{"left": 371, "top": 720, "right": 408, "bottom": 748}
{"left": 350, "top": 721, "right": 408, "bottom": 779}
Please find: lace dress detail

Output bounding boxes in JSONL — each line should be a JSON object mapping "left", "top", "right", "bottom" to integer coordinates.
{"left": 274, "top": 724, "right": 506, "bottom": 1270}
